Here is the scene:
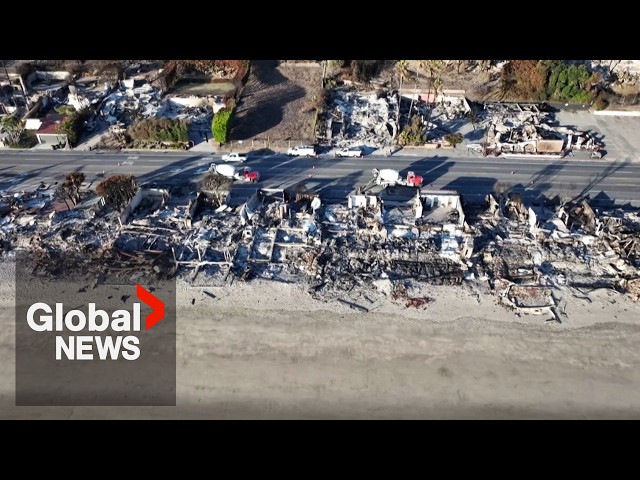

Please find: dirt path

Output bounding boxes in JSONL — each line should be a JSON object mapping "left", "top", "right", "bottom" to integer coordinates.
{"left": 230, "top": 60, "right": 322, "bottom": 143}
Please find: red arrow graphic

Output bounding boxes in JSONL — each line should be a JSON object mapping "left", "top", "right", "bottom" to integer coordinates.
{"left": 136, "top": 284, "right": 165, "bottom": 330}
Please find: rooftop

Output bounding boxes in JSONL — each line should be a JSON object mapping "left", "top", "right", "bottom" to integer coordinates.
{"left": 37, "top": 113, "right": 67, "bottom": 135}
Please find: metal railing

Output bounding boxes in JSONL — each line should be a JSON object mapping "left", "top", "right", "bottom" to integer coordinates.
{"left": 220, "top": 139, "right": 315, "bottom": 153}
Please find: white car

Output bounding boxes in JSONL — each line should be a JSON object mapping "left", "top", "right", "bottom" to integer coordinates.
{"left": 222, "top": 152, "right": 248, "bottom": 162}
{"left": 336, "top": 146, "right": 364, "bottom": 158}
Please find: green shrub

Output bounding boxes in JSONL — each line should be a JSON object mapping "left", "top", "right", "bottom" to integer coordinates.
{"left": 546, "top": 62, "right": 596, "bottom": 103}
{"left": 55, "top": 106, "right": 76, "bottom": 115}
{"left": 8, "top": 130, "right": 37, "bottom": 149}
{"left": 128, "top": 117, "right": 189, "bottom": 143}
{"left": 56, "top": 108, "right": 91, "bottom": 147}
{"left": 212, "top": 108, "right": 233, "bottom": 144}
{"left": 444, "top": 132, "right": 464, "bottom": 148}
{"left": 397, "top": 116, "right": 426, "bottom": 146}
{"left": 571, "top": 90, "right": 592, "bottom": 104}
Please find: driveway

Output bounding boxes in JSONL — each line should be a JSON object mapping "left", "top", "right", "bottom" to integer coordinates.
{"left": 554, "top": 110, "right": 640, "bottom": 161}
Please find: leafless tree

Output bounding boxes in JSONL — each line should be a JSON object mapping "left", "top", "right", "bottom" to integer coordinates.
{"left": 54, "top": 172, "right": 87, "bottom": 210}
{"left": 66, "top": 172, "right": 85, "bottom": 203}
{"left": 54, "top": 182, "right": 74, "bottom": 211}
{"left": 609, "top": 60, "right": 622, "bottom": 76}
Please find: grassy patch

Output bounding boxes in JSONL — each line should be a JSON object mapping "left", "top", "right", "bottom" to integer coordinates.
{"left": 172, "top": 80, "right": 236, "bottom": 96}
{"left": 128, "top": 117, "right": 189, "bottom": 143}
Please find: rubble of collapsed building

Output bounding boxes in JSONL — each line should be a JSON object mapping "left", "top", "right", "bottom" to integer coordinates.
{"left": 95, "top": 78, "right": 216, "bottom": 149}
{"left": 24, "top": 71, "right": 72, "bottom": 105}
{"left": 466, "top": 102, "right": 604, "bottom": 157}
{"left": 100, "top": 80, "right": 212, "bottom": 126}
{"left": 589, "top": 60, "right": 640, "bottom": 86}
{"left": 320, "top": 88, "right": 399, "bottom": 148}
{"left": 471, "top": 190, "right": 640, "bottom": 321}
{"left": 5, "top": 171, "right": 640, "bottom": 316}
{"left": 291, "top": 186, "right": 474, "bottom": 297}
{"left": 400, "top": 90, "right": 471, "bottom": 145}
{"left": 169, "top": 185, "right": 244, "bottom": 282}
{"left": 0, "top": 188, "right": 56, "bottom": 251}
{"left": 319, "top": 87, "right": 472, "bottom": 149}
{"left": 14, "top": 72, "right": 115, "bottom": 123}
{"left": 0, "top": 177, "right": 476, "bottom": 292}
{"left": 11, "top": 65, "right": 216, "bottom": 150}
{"left": 4, "top": 62, "right": 223, "bottom": 149}
{"left": 0, "top": 178, "right": 167, "bottom": 278}
{"left": 226, "top": 186, "right": 322, "bottom": 282}
{"left": 4, "top": 194, "right": 127, "bottom": 278}
{"left": 0, "top": 180, "right": 238, "bottom": 281}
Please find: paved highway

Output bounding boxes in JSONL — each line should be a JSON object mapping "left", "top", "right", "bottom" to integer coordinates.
{"left": 0, "top": 150, "right": 638, "bottom": 207}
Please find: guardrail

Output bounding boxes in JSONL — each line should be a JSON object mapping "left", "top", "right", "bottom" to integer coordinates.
{"left": 220, "top": 139, "right": 315, "bottom": 153}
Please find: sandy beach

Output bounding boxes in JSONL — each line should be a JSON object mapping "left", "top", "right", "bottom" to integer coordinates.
{"left": 1, "top": 259, "right": 640, "bottom": 419}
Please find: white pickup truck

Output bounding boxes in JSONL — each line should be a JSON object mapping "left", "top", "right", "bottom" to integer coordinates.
{"left": 287, "top": 145, "right": 317, "bottom": 157}
{"left": 335, "top": 146, "right": 364, "bottom": 158}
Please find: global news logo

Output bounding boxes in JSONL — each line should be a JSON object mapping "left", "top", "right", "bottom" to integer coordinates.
{"left": 25, "top": 285, "right": 164, "bottom": 361}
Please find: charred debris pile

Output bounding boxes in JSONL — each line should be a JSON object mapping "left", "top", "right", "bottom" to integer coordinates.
{"left": 2, "top": 179, "right": 640, "bottom": 320}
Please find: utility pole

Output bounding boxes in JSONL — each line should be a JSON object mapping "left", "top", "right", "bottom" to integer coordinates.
{"left": 0, "top": 61, "right": 8, "bottom": 109}
{"left": 396, "top": 61, "right": 408, "bottom": 138}
{"left": 1, "top": 60, "right": 10, "bottom": 105}
{"left": 321, "top": 60, "right": 327, "bottom": 88}
{"left": 2, "top": 60, "right": 10, "bottom": 83}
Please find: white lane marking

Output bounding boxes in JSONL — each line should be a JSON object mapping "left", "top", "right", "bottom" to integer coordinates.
{"left": 127, "top": 156, "right": 139, "bottom": 160}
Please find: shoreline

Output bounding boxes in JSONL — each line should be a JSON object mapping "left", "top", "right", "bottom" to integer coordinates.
{"left": 1, "top": 257, "right": 635, "bottom": 330}
{"left": 1, "top": 260, "right": 640, "bottom": 419}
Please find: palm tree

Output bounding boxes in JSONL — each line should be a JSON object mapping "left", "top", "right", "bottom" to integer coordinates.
{"left": 420, "top": 60, "right": 445, "bottom": 142}
{"left": 408, "top": 62, "right": 420, "bottom": 121}
{"left": 394, "top": 60, "right": 410, "bottom": 135}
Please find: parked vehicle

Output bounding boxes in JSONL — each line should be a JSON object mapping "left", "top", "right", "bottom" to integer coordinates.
{"left": 221, "top": 152, "right": 248, "bottom": 162}
{"left": 335, "top": 146, "right": 364, "bottom": 158}
{"left": 372, "top": 168, "right": 423, "bottom": 188}
{"left": 209, "top": 163, "right": 260, "bottom": 183}
{"left": 287, "top": 145, "right": 317, "bottom": 157}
